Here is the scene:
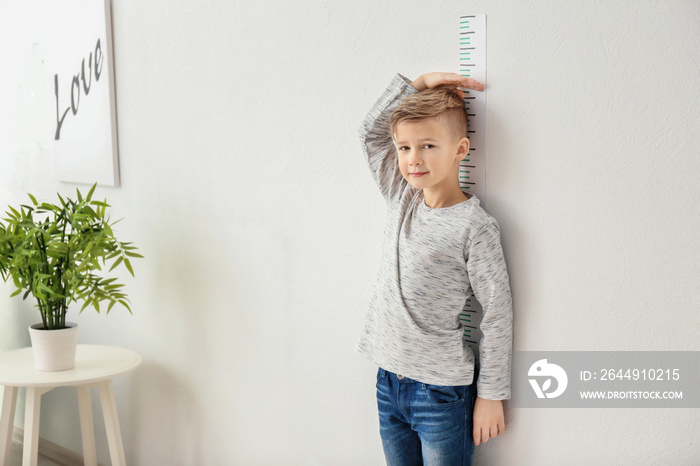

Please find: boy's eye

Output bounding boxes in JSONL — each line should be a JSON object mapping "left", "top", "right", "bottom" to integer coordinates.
{"left": 423, "top": 144, "right": 434, "bottom": 149}
{"left": 398, "top": 146, "right": 410, "bottom": 151}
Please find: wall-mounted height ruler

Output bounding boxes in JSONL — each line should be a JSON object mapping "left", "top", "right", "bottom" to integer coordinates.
{"left": 459, "top": 14, "right": 486, "bottom": 358}
{"left": 458, "top": 14, "right": 486, "bottom": 202}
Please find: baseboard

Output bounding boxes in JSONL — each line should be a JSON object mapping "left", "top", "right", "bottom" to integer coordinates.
{"left": 12, "top": 427, "right": 105, "bottom": 466}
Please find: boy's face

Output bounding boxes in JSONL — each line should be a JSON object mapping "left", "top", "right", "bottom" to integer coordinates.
{"left": 394, "top": 117, "right": 469, "bottom": 193}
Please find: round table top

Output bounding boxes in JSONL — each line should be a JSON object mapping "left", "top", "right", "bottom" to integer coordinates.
{"left": 0, "top": 345, "right": 142, "bottom": 387}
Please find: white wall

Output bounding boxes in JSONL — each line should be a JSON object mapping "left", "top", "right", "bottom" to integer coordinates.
{"left": 1, "top": 0, "right": 698, "bottom": 464}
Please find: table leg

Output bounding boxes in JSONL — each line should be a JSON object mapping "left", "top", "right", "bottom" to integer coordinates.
{"left": 22, "top": 387, "right": 52, "bottom": 466}
{"left": 76, "top": 386, "right": 97, "bottom": 466}
{"left": 1, "top": 386, "right": 18, "bottom": 466}
{"left": 97, "top": 381, "right": 126, "bottom": 466}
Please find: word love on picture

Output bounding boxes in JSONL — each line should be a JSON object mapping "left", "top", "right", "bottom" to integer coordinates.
{"left": 53, "top": 38, "right": 105, "bottom": 140}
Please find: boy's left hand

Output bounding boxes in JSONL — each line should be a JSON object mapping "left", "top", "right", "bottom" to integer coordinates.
{"left": 410, "top": 72, "right": 484, "bottom": 97}
{"left": 473, "top": 396, "right": 505, "bottom": 445}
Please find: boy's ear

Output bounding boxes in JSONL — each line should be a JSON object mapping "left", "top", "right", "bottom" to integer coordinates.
{"left": 456, "top": 137, "right": 470, "bottom": 161}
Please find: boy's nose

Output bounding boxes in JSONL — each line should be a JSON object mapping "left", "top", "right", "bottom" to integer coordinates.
{"left": 408, "top": 151, "right": 422, "bottom": 165}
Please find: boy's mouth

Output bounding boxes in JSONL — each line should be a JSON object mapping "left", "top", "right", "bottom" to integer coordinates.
{"left": 410, "top": 172, "right": 428, "bottom": 177}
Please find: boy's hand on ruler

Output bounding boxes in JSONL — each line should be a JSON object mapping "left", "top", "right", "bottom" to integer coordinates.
{"left": 472, "top": 396, "right": 505, "bottom": 446}
{"left": 410, "top": 72, "right": 484, "bottom": 98}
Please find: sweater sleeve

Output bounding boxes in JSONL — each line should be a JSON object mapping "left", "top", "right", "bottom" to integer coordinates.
{"left": 466, "top": 221, "right": 513, "bottom": 400}
{"left": 359, "top": 74, "right": 418, "bottom": 202}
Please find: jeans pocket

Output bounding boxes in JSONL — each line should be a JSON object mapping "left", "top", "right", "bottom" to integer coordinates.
{"left": 423, "top": 384, "right": 467, "bottom": 407}
{"left": 376, "top": 368, "right": 387, "bottom": 389}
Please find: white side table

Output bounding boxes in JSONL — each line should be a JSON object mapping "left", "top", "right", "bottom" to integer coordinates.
{"left": 0, "top": 345, "right": 141, "bottom": 466}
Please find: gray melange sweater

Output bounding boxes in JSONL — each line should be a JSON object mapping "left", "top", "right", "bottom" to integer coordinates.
{"left": 356, "top": 74, "right": 513, "bottom": 399}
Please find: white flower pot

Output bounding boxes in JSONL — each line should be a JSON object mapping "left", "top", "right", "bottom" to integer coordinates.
{"left": 28, "top": 322, "right": 79, "bottom": 371}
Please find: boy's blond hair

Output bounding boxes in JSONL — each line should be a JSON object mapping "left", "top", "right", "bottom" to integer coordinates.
{"left": 390, "top": 87, "right": 468, "bottom": 141}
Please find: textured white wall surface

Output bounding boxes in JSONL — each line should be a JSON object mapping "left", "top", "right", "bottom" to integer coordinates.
{"left": 1, "top": 0, "right": 699, "bottom": 464}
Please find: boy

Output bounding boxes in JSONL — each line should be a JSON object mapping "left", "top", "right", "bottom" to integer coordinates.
{"left": 356, "top": 72, "right": 513, "bottom": 465}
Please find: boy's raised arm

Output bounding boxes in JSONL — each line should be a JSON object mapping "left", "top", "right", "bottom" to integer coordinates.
{"left": 359, "top": 74, "right": 417, "bottom": 202}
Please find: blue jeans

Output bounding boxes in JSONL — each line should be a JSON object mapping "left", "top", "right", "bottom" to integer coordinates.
{"left": 376, "top": 368, "right": 478, "bottom": 466}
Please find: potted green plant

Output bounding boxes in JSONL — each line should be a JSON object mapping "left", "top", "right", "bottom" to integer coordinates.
{"left": 0, "top": 184, "right": 141, "bottom": 371}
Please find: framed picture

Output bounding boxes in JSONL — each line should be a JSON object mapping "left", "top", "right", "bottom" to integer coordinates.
{"left": 49, "top": 0, "right": 119, "bottom": 187}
